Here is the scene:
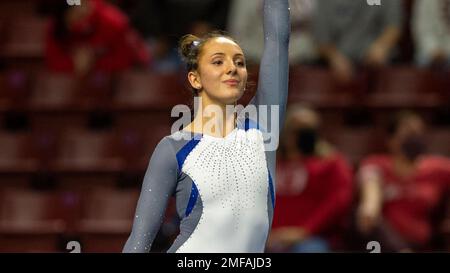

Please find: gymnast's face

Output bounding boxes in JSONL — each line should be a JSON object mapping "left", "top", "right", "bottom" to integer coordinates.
{"left": 189, "top": 37, "right": 247, "bottom": 105}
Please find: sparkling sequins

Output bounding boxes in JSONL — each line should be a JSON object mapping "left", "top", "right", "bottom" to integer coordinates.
{"left": 177, "top": 128, "right": 270, "bottom": 252}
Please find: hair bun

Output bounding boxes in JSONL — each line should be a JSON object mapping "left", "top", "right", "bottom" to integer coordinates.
{"left": 179, "top": 34, "right": 200, "bottom": 60}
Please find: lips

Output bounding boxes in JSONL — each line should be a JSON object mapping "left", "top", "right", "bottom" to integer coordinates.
{"left": 223, "top": 79, "right": 240, "bottom": 86}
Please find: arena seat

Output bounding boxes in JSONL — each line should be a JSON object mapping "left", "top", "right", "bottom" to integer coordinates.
{"left": 51, "top": 128, "right": 124, "bottom": 174}
{"left": 28, "top": 71, "right": 113, "bottom": 112}
{"left": 0, "top": 1, "right": 35, "bottom": 21}
{"left": 0, "top": 70, "right": 31, "bottom": 111}
{"left": 77, "top": 72, "right": 113, "bottom": 109}
{"left": 288, "top": 66, "right": 365, "bottom": 108}
{"left": 118, "top": 121, "right": 173, "bottom": 172}
{"left": 29, "top": 71, "right": 78, "bottom": 111}
{"left": 30, "top": 113, "right": 88, "bottom": 137}
{"left": 0, "top": 15, "right": 47, "bottom": 60}
{"left": 327, "top": 127, "right": 381, "bottom": 167}
{"left": 113, "top": 71, "right": 190, "bottom": 111}
{"left": 29, "top": 129, "right": 60, "bottom": 170}
{"left": 366, "top": 67, "right": 442, "bottom": 108}
{"left": 76, "top": 186, "right": 139, "bottom": 253}
{"left": 0, "top": 188, "right": 66, "bottom": 252}
{"left": 0, "top": 130, "right": 37, "bottom": 174}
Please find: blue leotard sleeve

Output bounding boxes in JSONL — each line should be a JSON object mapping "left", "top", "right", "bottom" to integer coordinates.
{"left": 122, "top": 137, "right": 178, "bottom": 252}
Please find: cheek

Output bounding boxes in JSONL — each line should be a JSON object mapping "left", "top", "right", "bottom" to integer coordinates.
{"left": 240, "top": 68, "right": 248, "bottom": 79}
{"left": 201, "top": 68, "right": 222, "bottom": 87}
{"left": 239, "top": 70, "right": 248, "bottom": 87}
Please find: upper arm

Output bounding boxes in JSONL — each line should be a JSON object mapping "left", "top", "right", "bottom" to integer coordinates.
{"left": 122, "top": 137, "right": 178, "bottom": 253}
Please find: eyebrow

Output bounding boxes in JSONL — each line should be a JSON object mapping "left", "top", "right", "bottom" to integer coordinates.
{"left": 211, "top": 53, "right": 245, "bottom": 58}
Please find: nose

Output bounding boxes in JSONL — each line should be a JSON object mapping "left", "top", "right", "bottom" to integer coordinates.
{"left": 226, "top": 60, "right": 237, "bottom": 75}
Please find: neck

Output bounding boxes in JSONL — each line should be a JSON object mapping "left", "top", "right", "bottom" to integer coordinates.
{"left": 188, "top": 95, "right": 237, "bottom": 138}
{"left": 393, "top": 152, "right": 416, "bottom": 178}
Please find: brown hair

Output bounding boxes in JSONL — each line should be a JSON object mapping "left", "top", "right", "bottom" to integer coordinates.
{"left": 178, "top": 31, "right": 239, "bottom": 96}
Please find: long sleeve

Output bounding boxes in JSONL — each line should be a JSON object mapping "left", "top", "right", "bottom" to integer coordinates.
{"left": 243, "top": 0, "right": 290, "bottom": 182}
{"left": 238, "top": 0, "right": 291, "bottom": 177}
{"left": 251, "top": 0, "right": 290, "bottom": 127}
{"left": 122, "top": 137, "right": 179, "bottom": 253}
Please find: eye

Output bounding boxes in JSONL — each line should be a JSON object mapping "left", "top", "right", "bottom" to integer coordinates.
{"left": 235, "top": 58, "right": 246, "bottom": 67}
{"left": 236, "top": 61, "right": 245, "bottom": 67}
{"left": 212, "top": 60, "right": 223, "bottom": 65}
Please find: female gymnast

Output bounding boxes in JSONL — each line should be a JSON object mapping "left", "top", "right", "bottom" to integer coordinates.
{"left": 123, "top": 0, "right": 290, "bottom": 253}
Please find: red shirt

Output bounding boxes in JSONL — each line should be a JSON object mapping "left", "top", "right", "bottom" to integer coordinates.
{"left": 359, "top": 155, "right": 450, "bottom": 246}
{"left": 272, "top": 154, "right": 353, "bottom": 238}
{"left": 45, "top": 0, "right": 150, "bottom": 73}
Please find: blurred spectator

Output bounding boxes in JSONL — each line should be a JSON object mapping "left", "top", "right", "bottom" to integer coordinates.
{"left": 268, "top": 105, "right": 353, "bottom": 253}
{"left": 355, "top": 112, "right": 450, "bottom": 252}
{"left": 228, "top": 0, "right": 318, "bottom": 65}
{"left": 412, "top": 0, "right": 450, "bottom": 68}
{"left": 313, "top": 0, "right": 403, "bottom": 83}
{"left": 129, "top": 0, "right": 231, "bottom": 73}
{"left": 45, "top": 0, "right": 150, "bottom": 76}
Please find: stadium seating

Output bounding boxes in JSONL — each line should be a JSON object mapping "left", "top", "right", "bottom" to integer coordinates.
{"left": 113, "top": 71, "right": 190, "bottom": 111}
{"left": 0, "top": 188, "right": 66, "bottom": 252}
{"left": 0, "top": 16, "right": 47, "bottom": 60}
{"left": 0, "top": 130, "right": 38, "bottom": 174}
{"left": 0, "top": 0, "right": 448, "bottom": 252}
{"left": 76, "top": 186, "right": 139, "bottom": 253}
{"left": 366, "top": 67, "right": 443, "bottom": 108}
{"left": 51, "top": 128, "right": 123, "bottom": 174}
{"left": 0, "top": 70, "right": 31, "bottom": 111}
{"left": 288, "top": 66, "right": 366, "bottom": 108}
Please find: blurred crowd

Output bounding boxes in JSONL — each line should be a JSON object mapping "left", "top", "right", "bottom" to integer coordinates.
{"left": 0, "top": 0, "right": 449, "bottom": 253}
{"left": 271, "top": 107, "right": 449, "bottom": 253}
{"left": 39, "top": 0, "right": 450, "bottom": 76}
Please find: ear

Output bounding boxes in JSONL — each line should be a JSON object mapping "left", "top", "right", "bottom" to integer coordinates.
{"left": 188, "top": 71, "right": 202, "bottom": 91}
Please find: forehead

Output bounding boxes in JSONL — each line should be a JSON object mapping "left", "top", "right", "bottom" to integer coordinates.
{"left": 398, "top": 117, "right": 425, "bottom": 135}
{"left": 289, "top": 109, "right": 319, "bottom": 128}
{"left": 201, "top": 37, "right": 244, "bottom": 56}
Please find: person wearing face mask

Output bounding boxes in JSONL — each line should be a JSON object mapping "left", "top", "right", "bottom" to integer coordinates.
{"left": 355, "top": 112, "right": 450, "bottom": 252}
{"left": 267, "top": 105, "right": 353, "bottom": 253}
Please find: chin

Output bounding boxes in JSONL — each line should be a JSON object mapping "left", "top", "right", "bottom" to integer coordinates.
{"left": 222, "top": 93, "right": 243, "bottom": 105}
{"left": 210, "top": 87, "right": 244, "bottom": 105}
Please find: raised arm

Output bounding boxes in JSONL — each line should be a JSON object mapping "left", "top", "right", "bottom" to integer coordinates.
{"left": 412, "top": 0, "right": 443, "bottom": 63}
{"left": 252, "top": 0, "right": 290, "bottom": 127}
{"left": 123, "top": 137, "right": 178, "bottom": 253}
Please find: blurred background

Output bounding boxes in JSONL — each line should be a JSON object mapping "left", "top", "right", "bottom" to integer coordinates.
{"left": 0, "top": 0, "right": 448, "bottom": 253}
